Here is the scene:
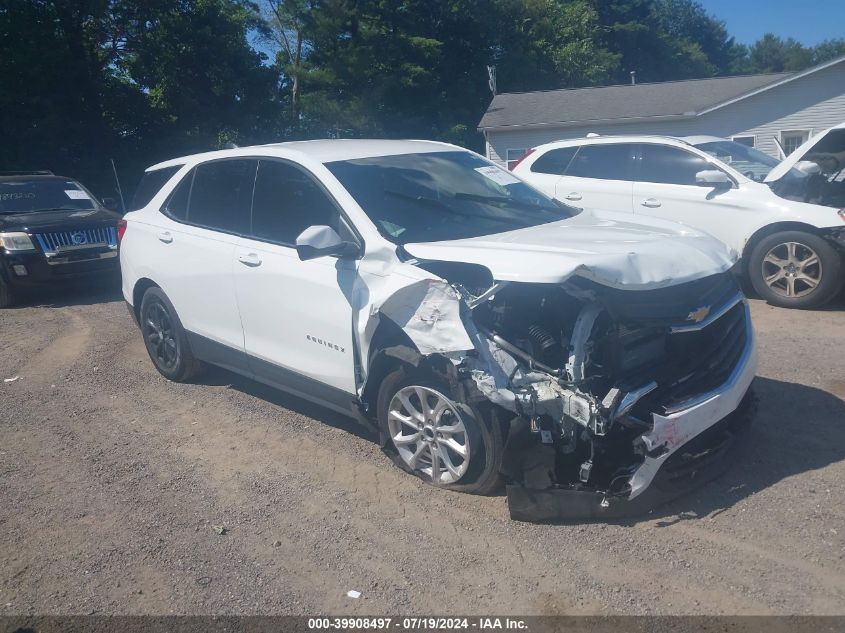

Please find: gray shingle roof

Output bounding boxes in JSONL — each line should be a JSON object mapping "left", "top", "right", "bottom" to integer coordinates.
{"left": 478, "top": 72, "right": 793, "bottom": 130}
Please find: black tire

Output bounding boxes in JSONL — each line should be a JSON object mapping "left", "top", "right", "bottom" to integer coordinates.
{"left": 748, "top": 230, "right": 843, "bottom": 309}
{"left": 377, "top": 365, "right": 504, "bottom": 495}
{"left": 0, "top": 276, "right": 13, "bottom": 308}
{"left": 139, "top": 286, "right": 204, "bottom": 382}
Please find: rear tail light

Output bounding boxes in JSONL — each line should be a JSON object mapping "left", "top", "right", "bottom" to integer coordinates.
{"left": 116, "top": 219, "right": 127, "bottom": 243}
{"left": 839, "top": 208, "right": 845, "bottom": 222}
{"left": 509, "top": 148, "right": 536, "bottom": 171}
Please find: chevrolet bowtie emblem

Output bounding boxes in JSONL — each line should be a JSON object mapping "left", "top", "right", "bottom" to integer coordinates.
{"left": 686, "top": 306, "right": 711, "bottom": 323}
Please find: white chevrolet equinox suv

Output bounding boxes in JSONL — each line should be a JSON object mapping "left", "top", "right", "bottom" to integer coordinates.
{"left": 120, "top": 140, "right": 757, "bottom": 521}
{"left": 513, "top": 127, "right": 845, "bottom": 309}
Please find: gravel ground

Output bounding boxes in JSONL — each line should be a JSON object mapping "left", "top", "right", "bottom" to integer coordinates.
{"left": 0, "top": 282, "right": 843, "bottom": 616}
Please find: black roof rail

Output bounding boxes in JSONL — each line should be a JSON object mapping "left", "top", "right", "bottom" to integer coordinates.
{"left": 0, "top": 170, "right": 54, "bottom": 176}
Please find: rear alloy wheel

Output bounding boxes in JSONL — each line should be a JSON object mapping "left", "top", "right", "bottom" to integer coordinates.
{"left": 139, "top": 287, "right": 204, "bottom": 382}
{"left": 377, "top": 367, "right": 504, "bottom": 494}
{"left": 145, "top": 301, "right": 178, "bottom": 370}
{"left": 749, "top": 231, "right": 843, "bottom": 309}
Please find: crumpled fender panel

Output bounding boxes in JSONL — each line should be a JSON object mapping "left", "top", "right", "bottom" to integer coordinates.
{"left": 376, "top": 279, "right": 475, "bottom": 355}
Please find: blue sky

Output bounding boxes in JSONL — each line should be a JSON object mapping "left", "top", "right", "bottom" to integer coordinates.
{"left": 699, "top": 0, "right": 845, "bottom": 46}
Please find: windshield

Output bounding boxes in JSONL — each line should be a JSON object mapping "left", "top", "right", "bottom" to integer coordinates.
{"left": 325, "top": 151, "right": 577, "bottom": 244}
{"left": 692, "top": 140, "right": 792, "bottom": 182}
{"left": 0, "top": 179, "right": 97, "bottom": 214}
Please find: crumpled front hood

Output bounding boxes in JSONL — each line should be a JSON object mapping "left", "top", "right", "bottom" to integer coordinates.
{"left": 403, "top": 209, "right": 737, "bottom": 289}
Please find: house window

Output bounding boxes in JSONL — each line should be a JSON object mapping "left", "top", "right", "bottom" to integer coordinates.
{"left": 506, "top": 149, "right": 528, "bottom": 170}
{"left": 781, "top": 130, "right": 810, "bottom": 156}
{"left": 731, "top": 135, "right": 755, "bottom": 147}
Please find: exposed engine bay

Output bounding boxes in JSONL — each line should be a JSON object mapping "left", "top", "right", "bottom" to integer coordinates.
{"left": 374, "top": 261, "right": 757, "bottom": 521}
{"left": 771, "top": 128, "right": 845, "bottom": 208}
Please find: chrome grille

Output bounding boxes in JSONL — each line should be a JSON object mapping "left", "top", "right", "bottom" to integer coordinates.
{"left": 34, "top": 227, "right": 118, "bottom": 255}
{"left": 624, "top": 301, "right": 750, "bottom": 418}
{"left": 659, "top": 302, "right": 749, "bottom": 412}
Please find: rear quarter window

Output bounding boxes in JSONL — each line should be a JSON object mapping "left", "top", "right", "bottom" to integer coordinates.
{"left": 161, "top": 170, "right": 194, "bottom": 221}
{"left": 531, "top": 147, "right": 578, "bottom": 175}
{"left": 130, "top": 166, "right": 182, "bottom": 211}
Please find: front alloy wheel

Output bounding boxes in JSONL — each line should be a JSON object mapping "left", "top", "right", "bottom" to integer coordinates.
{"left": 761, "top": 241, "right": 822, "bottom": 299}
{"left": 749, "top": 230, "right": 843, "bottom": 309}
{"left": 387, "top": 385, "right": 470, "bottom": 485}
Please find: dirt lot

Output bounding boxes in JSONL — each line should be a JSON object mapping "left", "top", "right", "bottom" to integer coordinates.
{"left": 1, "top": 283, "right": 844, "bottom": 616}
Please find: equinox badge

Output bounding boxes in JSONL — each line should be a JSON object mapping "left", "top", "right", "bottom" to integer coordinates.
{"left": 307, "top": 334, "right": 345, "bottom": 353}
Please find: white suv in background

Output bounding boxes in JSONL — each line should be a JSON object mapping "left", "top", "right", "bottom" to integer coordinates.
{"left": 119, "top": 140, "right": 756, "bottom": 521}
{"left": 513, "top": 126, "right": 845, "bottom": 308}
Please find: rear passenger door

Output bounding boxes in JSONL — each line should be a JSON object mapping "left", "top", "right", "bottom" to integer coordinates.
{"left": 233, "top": 159, "right": 360, "bottom": 405}
{"left": 555, "top": 143, "right": 636, "bottom": 213}
{"left": 153, "top": 158, "right": 257, "bottom": 372}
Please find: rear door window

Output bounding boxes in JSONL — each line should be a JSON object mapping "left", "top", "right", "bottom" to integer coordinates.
{"left": 531, "top": 147, "right": 578, "bottom": 175}
{"left": 566, "top": 144, "right": 637, "bottom": 180}
{"left": 188, "top": 159, "right": 257, "bottom": 234}
{"left": 250, "top": 159, "right": 340, "bottom": 245}
{"left": 638, "top": 145, "right": 714, "bottom": 185}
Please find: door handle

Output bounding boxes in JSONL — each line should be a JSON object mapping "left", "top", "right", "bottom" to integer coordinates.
{"left": 157, "top": 231, "right": 173, "bottom": 243}
{"left": 641, "top": 198, "right": 662, "bottom": 208}
{"left": 564, "top": 192, "right": 582, "bottom": 201}
{"left": 237, "top": 253, "right": 262, "bottom": 267}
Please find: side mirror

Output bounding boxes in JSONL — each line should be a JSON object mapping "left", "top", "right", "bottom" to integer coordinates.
{"left": 295, "top": 225, "right": 360, "bottom": 261}
{"left": 695, "top": 169, "right": 733, "bottom": 189}
{"left": 102, "top": 197, "right": 118, "bottom": 211}
{"left": 794, "top": 160, "right": 822, "bottom": 176}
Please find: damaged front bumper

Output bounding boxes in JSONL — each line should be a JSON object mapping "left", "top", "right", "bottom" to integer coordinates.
{"left": 823, "top": 226, "right": 845, "bottom": 250}
{"left": 506, "top": 304, "right": 757, "bottom": 522}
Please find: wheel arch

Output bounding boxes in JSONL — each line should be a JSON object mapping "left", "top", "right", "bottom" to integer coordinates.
{"left": 360, "top": 315, "right": 465, "bottom": 426}
{"left": 741, "top": 221, "right": 825, "bottom": 268}
{"left": 360, "top": 317, "right": 422, "bottom": 420}
{"left": 132, "top": 277, "right": 160, "bottom": 321}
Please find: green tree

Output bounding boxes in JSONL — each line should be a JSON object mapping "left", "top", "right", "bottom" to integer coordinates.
{"left": 748, "top": 33, "right": 814, "bottom": 73}
{"left": 492, "top": 0, "right": 615, "bottom": 92}
{"left": 591, "top": 0, "right": 746, "bottom": 83}
{"left": 811, "top": 38, "right": 845, "bottom": 66}
{"left": 119, "top": 0, "right": 279, "bottom": 154}
{"left": 1, "top": 0, "right": 280, "bottom": 196}
{"left": 0, "top": 0, "right": 126, "bottom": 192}
{"left": 258, "top": 0, "right": 319, "bottom": 118}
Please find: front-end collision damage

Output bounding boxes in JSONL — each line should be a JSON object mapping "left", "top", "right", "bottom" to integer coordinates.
{"left": 822, "top": 225, "right": 845, "bottom": 250}
{"left": 361, "top": 257, "right": 757, "bottom": 522}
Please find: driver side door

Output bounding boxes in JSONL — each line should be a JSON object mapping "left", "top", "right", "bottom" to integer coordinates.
{"left": 631, "top": 144, "right": 749, "bottom": 250}
{"left": 233, "top": 158, "right": 360, "bottom": 411}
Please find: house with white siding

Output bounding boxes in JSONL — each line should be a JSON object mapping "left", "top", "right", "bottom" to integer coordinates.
{"left": 479, "top": 54, "right": 845, "bottom": 169}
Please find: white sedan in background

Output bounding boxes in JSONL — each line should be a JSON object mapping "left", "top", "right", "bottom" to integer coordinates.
{"left": 513, "top": 124, "right": 845, "bottom": 308}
